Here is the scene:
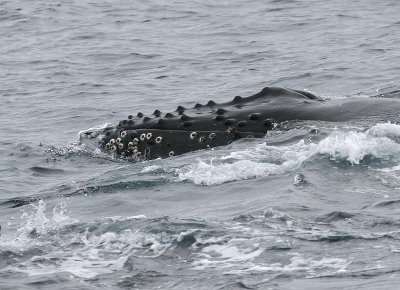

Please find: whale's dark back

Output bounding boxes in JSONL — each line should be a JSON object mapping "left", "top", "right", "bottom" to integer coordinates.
{"left": 99, "top": 87, "right": 400, "bottom": 160}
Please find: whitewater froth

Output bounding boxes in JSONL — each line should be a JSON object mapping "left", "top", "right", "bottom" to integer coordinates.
{"left": 176, "top": 123, "right": 400, "bottom": 185}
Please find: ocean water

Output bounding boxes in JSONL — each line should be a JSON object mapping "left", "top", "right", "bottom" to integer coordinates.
{"left": 1, "top": 0, "right": 400, "bottom": 289}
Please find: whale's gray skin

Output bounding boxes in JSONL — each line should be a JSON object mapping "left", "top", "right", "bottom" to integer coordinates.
{"left": 100, "top": 87, "right": 400, "bottom": 160}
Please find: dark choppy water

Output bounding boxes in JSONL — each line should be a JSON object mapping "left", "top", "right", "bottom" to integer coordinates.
{"left": 1, "top": 0, "right": 400, "bottom": 289}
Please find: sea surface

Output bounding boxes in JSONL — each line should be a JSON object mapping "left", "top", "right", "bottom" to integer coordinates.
{"left": 1, "top": 0, "right": 400, "bottom": 289}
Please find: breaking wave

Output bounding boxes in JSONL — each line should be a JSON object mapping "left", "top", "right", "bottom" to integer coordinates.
{"left": 175, "top": 123, "right": 400, "bottom": 185}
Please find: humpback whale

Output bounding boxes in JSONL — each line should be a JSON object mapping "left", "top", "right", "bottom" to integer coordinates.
{"left": 98, "top": 87, "right": 400, "bottom": 160}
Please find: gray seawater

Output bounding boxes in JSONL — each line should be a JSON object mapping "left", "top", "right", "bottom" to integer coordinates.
{"left": 1, "top": 0, "right": 400, "bottom": 289}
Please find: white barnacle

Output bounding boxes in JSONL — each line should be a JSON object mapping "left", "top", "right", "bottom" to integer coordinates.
{"left": 169, "top": 151, "right": 175, "bottom": 157}
{"left": 128, "top": 141, "right": 134, "bottom": 149}
{"left": 116, "top": 137, "right": 122, "bottom": 144}
{"left": 118, "top": 143, "right": 124, "bottom": 150}
{"left": 110, "top": 138, "right": 115, "bottom": 145}
{"left": 120, "top": 131, "right": 127, "bottom": 138}
{"left": 136, "top": 151, "right": 142, "bottom": 158}
{"left": 199, "top": 136, "right": 206, "bottom": 143}
{"left": 140, "top": 133, "right": 146, "bottom": 141}
{"left": 155, "top": 136, "right": 162, "bottom": 143}
{"left": 146, "top": 132, "right": 152, "bottom": 140}
{"left": 105, "top": 143, "right": 110, "bottom": 149}
{"left": 133, "top": 138, "right": 139, "bottom": 145}
{"left": 227, "top": 126, "right": 237, "bottom": 134}
{"left": 110, "top": 145, "right": 117, "bottom": 152}
{"left": 190, "top": 132, "right": 197, "bottom": 140}
{"left": 209, "top": 132, "right": 216, "bottom": 139}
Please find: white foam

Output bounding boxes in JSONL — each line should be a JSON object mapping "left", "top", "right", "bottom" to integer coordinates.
{"left": 192, "top": 237, "right": 267, "bottom": 270}
{"left": 225, "top": 255, "right": 349, "bottom": 276}
{"left": 378, "top": 164, "right": 400, "bottom": 172}
{"left": 5, "top": 225, "right": 174, "bottom": 279}
{"left": 175, "top": 141, "right": 309, "bottom": 186}
{"left": 191, "top": 227, "right": 349, "bottom": 277}
{"left": 315, "top": 130, "right": 400, "bottom": 164}
{"left": 141, "top": 165, "right": 161, "bottom": 173}
{"left": 175, "top": 123, "right": 400, "bottom": 185}
{"left": 107, "top": 215, "right": 147, "bottom": 222}
{"left": 1, "top": 201, "right": 173, "bottom": 279}
{"left": 176, "top": 159, "right": 280, "bottom": 186}
{"left": 367, "top": 122, "right": 400, "bottom": 138}
{"left": 0, "top": 201, "right": 77, "bottom": 250}
{"left": 78, "top": 122, "right": 113, "bottom": 142}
